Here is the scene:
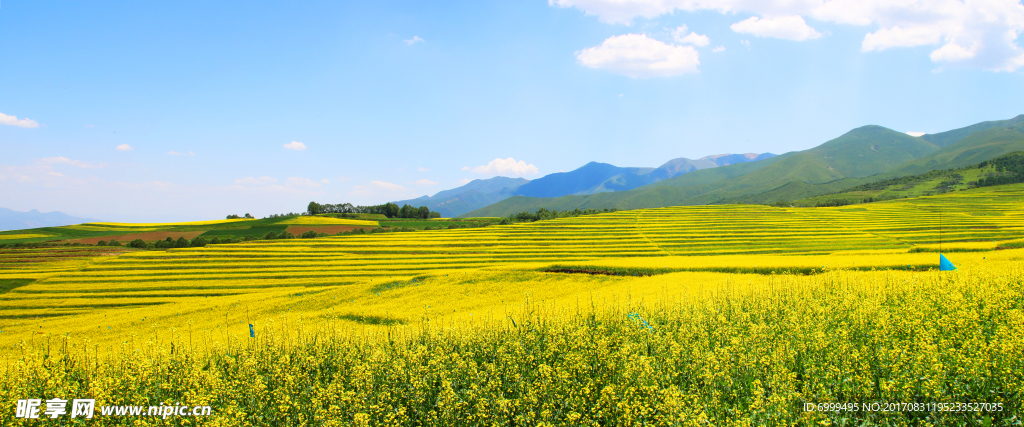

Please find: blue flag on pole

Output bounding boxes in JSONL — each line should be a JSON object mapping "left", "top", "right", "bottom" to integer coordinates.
{"left": 248, "top": 324, "right": 255, "bottom": 337}
{"left": 939, "top": 254, "right": 956, "bottom": 271}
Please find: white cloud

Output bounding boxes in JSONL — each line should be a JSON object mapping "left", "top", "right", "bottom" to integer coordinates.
{"left": 930, "top": 42, "right": 977, "bottom": 62}
{"left": 115, "top": 144, "right": 133, "bottom": 151}
{"left": 418, "top": 167, "right": 430, "bottom": 172}
{"left": 906, "top": 131, "right": 926, "bottom": 137}
{"left": 458, "top": 178, "right": 472, "bottom": 185}
{"left": 740, "top": 39, "right": 751, "bottom": 48}
{"left": 285, "top": 177, "right": 321, "bottom": 188}
{"left": 39, "top": 157, "right": 106, "bottom": 169}
{"left": 461, "top": 166, "right": 471, "bottom": 171}
{"left": 168, "top": 151, "right": 195, "bottom": 156}
{"left": 234, "top": 176, "right": 278, "bottom": 185}
{"left": 712, "top": 45, "right": 726, "bottom": 52}
{"left": 730, "top": 15, "right": 822, "bottom": 41}
{"left": 672, "top": 25, "right": 710, "bottom": 46}
{"left": 369, "top": 180, "right": 406, "bottom": 191}
{"left": 551, "top": 0, "right": 1024, "bottom": 71}
{"left": 577, "top": 33, "right": 700, "bottom": 78}
{"left": 862, "top": 26, "right": 944, "bottom": 52}
{"left": 321, "top": 178, "right": 330, "bottom": 184}
{"left": 283, "top": 141, "right": 307, "bottom": 151}
{"left": 415, "top": 179, "right": 438, "bottom": 186}
{"left": 0, "top": 112, "right": 40, "bottom": 128}
{"left": 48, "top": 171, "right": 65, "bottom": 177}
{"left": 404, "top": 36, "right": 425, "bottom": 45}
{"left": 470, "top": 158, "right": 540, "bottom": 176}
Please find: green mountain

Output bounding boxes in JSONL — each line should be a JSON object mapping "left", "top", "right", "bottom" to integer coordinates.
{"left": 792, "top": 151, "right": 1024, "bottom": 207}
{"left": 720, "top": 124, "right": 1024, "bottom": 205}
{"left": 462, "top": 116, "right": 1024, "bottom": 217}
{"left": 393, "top": 176, "right": 528, "bottom": 218}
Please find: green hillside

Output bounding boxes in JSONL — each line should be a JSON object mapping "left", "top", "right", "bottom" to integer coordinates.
{"left": 721, "top": 125, "right": 1024, "bottom": 205}
{"left": 464, "top": 125, "right": 937, "bottom": 217}
{"left": 464, "top": 116, "right": 1024, "bottom": 218}
{"left": 793, "top": 151, "right": 1024, "bottom": 207}
{"left": 919, "top": 114, "right": 1024, "bottom": 148}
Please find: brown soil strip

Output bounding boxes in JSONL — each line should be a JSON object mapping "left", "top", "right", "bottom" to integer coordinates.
{"left": 69, "top": 231, "right": 205, "bottom": 244}
{"left": 286, "top": 225, "right": 375, "bottom": 235}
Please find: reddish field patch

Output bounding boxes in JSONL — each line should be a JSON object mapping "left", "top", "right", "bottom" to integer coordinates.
{"left": 69, "top": 231, "right": 205, "bottom": 244}
{"left": 286, "top": 225, "right": 375, "bottom": 235}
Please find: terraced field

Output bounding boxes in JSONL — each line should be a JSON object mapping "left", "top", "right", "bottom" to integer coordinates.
{"left": 1, "top": 185, "right": 1023, "bottom": 342}
{"left": 2, "top": 186, "right": 1024, "bottom": 425}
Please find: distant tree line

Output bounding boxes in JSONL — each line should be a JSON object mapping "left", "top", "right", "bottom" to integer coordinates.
{"left": 502, "top": 207, "right": 619, "bottom": 224}
{"left": 976, "top": 153, "right": 1024, "bottom": 187}
{"left": 226, "top": 213, "right": 254, "bottom": 219}
{"left": 306, "top": 201, "right": 441, "bottom": 219}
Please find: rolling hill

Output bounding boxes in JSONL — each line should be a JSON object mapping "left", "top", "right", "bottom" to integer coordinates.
{"left": 462, "top": 115, "right": 1024, "bottom": 217}
{"left": 395, "top": 153, "right": 774, "bottom": 217}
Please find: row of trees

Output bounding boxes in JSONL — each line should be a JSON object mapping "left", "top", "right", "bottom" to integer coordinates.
{"left": 976, "top": 153, "right": 1024, "bottom": 187}
{"left": 307, "top": 201, "right": 441, "bottom": 219}
{"left": 226, "top": 214, "right": 255, "bottom": 219}
{"left": 503, "top": 207, "right": 619, "bottom": 223}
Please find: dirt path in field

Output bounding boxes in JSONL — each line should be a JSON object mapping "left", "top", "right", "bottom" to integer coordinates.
{"left": 68, "top": 231, "right": 205, "bottom": 244}
{"left": 285, "top": 225, "right": 376, "bottom": 235}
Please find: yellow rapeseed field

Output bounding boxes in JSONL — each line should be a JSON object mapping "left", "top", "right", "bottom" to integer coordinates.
{"left": 2, "top": 188, "right": 1023, "bottom": 425}
{"left": 275, "top": 216, "right": 379, "bottom": 226}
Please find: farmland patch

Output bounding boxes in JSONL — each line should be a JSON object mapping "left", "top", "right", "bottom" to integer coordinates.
{"left": 68, "top": 231, "right": 205, "bottom": 244}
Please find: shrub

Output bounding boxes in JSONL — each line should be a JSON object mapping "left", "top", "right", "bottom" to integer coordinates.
{"left": 191, "top": 237, "right": 208, "bottom": 247}
{"left": 107, "top": 239, "right": 122, "bottom": 247}
{"left": 96, "top": 240, "right": 107, "bottom": 246}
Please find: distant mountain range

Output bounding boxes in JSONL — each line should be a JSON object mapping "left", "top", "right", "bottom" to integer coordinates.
{"left": 0, "top": 208, "right": 99, "bottom": 232}
{"left": 394, "top": 153, "right": 775, "bottom": 217}
{"left": 462, "top": 114, "right": 1024, "bottom": 217}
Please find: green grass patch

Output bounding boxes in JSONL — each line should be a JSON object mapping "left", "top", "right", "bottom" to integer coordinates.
{"left": 0, "top": 278, "right": 35, "bottom": 294}
{"left": 334, "top": 314, "right": 406, "bottom": 326}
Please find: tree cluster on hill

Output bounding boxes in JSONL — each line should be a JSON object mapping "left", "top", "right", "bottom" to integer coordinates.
{"left": 502, "top": 207, "right": 618, "bottom": 224}
{"left": 976, "top": 152, "right": 1024, "bottom": 187}
{"left": 226, "top": 213, "right": 254, "bottom": 219}
{"left": 306, "top": 201, "right": 441, "bottom": 219}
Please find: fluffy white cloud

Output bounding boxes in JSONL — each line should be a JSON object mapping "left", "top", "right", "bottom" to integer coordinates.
{"left": 551, "top": 0, "right": 1024, "bottom": 71}
{"left": 469, "top": 158, "right": 540, "bottom": 176}
{"left": 577, "top": 34, "right": 700, "bottom": 77}
{"left": 906, "top": 131, "right": 926, "bottom": 137}
{"left": 321, "top": 178, "right": 330, "bottom": 184}
{"left": 168, "top": 151, "right": 195, "bottom": 156}
{"left": 0, "top": 112, "right": 40, "bottom": 128}
{"left": 285, "top": 177, "right": 321, "bottom": 188}
{"left": 405, "top": 36, "right": 425, "bottom": 45}
{"left": 415, "top": 179, "right": 439, "bottom": 186}
{"left": 283, "top": 141, "right": 306, "bottom": 151}
{"left": 115, "top": 144, "right": 133, "bottom": 151}
{"left": 672, "top": 25, "right": 711, "bottom": 46}
{"left": 930, "top": 42, "right": 977, "bottom": 62}
{"left": 234, "top": 176, "right": 278, "bottom": 185}
{"left": 730, "top": 15, "right": 822, "bottom": 41}
{"left": 39, "top": 157, "right": 106, "bottom": 169}
{"left": 418, "top": 167, "right": 430, "bottom": 172}
{"left": 861, "top": 26, "right": 944, "bottom": 51}
{"left": 712, "top": 45, "right": 726, "bottom": 52}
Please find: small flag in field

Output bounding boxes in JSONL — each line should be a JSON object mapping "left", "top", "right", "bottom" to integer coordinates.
{"left": 248, "top": 324, "right": 255, "bottom": 337}
{"left": 939, "top": 254, "right": 957, "bottom": 271}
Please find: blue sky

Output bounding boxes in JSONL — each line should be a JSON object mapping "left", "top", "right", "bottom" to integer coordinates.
{"left": 2, "top": 0, "right": 1023, "bottom": 221}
